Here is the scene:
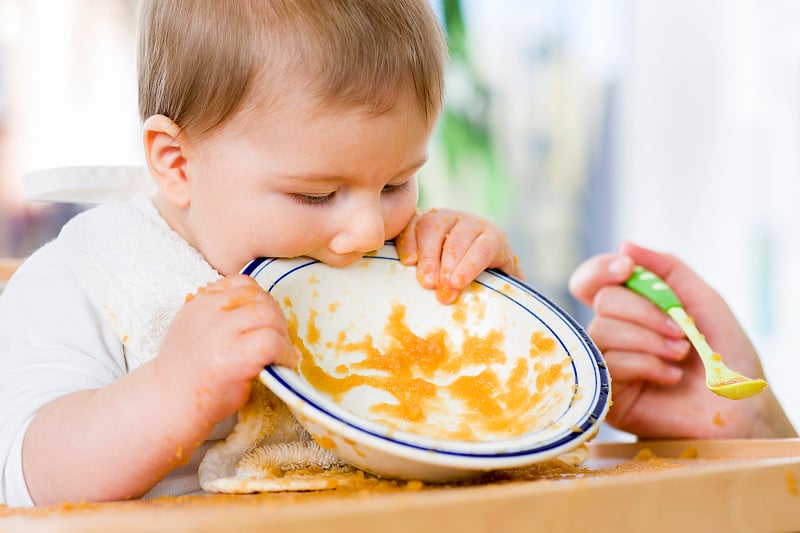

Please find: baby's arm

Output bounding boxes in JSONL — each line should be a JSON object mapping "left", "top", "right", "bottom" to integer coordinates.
{"left": 395, "top": 208, "right": 524, "bottom": 303}
{"left": 22, "top": 275, "right": 297, "bottom": 505}
{"left": 569, "top": 241, "right": 796, "bottom": 439}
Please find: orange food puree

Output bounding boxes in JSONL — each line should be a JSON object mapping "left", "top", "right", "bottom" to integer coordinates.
{"left": 286, "top": 301, "right": 573, "bottom": 441}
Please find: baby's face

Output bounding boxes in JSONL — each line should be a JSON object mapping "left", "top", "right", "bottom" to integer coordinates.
{"left": 178, "top": 90, "right": 434, "bottom": 275}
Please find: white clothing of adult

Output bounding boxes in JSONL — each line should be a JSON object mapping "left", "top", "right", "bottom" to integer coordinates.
{"left": 0, "top": 194, "right": 236, "bottom": 507}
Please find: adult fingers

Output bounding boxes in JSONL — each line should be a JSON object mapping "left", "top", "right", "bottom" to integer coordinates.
{"left": 568, "top": 253, "right": 635, "bottom": 307}
{"left": 601, "top": 350, "right": 684, "bottom": 385}
{"left": 618, "top": 241, "right": 723, "bottom": 311}
{"left": 587, "top": 316, "right": 691, "bottom": 362}
{"left": 593, "top": 285, "right": 686, "bottom": 340}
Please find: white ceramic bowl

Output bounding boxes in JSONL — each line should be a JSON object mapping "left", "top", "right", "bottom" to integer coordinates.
{"left": 244, "top": 242, "right": 610, "bottom": 482}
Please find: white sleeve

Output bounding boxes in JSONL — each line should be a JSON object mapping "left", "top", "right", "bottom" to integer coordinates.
{"left": 0, "top": 241, "right": 126, "bottom": 507}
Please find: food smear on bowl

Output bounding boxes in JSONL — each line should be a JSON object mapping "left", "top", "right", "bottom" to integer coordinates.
{"left": 282, "top": 283, "right": 575, "bottom": 442}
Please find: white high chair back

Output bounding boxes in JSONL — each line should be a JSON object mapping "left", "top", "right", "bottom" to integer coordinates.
{"left": 24, "top": 166, "right": 154, "bottom": 204}
{"left": 1, "top": 166, "right": 154, "bottom": 293}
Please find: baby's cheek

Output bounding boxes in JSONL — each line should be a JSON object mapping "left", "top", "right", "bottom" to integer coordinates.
{"left": 388, "top": 198, "right": 418, "bottom": 237}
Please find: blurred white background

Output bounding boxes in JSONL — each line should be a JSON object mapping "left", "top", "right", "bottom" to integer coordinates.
{"left": 1, "top": 0, "right": 799, "bottom": 433}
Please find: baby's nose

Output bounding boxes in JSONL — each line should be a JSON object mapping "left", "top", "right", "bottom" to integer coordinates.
{"left": 328, "top": 205, "right": 386, "bottom": 256}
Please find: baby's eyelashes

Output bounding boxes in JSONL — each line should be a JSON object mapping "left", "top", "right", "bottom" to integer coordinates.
{"left": 382, "top": 179, "right": 413, "bottom": 194}
{"left": 291, "top": 192, "right": 336, "bottom": 206}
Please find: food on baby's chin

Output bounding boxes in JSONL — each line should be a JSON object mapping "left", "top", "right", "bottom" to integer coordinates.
{"left": 287, "top": 296, "right": 574, "bottom": 442}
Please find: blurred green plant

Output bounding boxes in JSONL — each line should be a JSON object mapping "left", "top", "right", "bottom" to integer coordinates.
{"left": 421, "top": 0, "right": 511, "bottom": 223}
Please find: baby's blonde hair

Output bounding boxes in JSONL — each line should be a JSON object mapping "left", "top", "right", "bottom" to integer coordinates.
{"left": 137, "top": 0, "right": 447, "bottom": 140}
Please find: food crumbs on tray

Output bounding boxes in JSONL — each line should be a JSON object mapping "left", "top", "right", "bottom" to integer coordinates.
{"left": 633, "top": 448, "right": 655, "bottom": 461}
{"left": 713, "top": 412, "right": 726, "bottom": 426}
{"left": 787, "top": 470, "right": 798, "bottom": 496}
{"left": 403, "top": 480, "right": 425, "bottom": 491}
{"left": 0, "top": 453, "right": 696, "bottom": 519}
{"left": 328, "top": 301, "right": 340, "bottom": 313}
{"left": 308, "top": 274, "right": 320, "bottom": 284}
{"left": 678, "top": 446, "right": 698, "bottom": 459}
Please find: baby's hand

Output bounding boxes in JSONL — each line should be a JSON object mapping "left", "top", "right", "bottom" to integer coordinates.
{"left": 156, "top": 275, "right": 298, "bottom": 425}
{"left": 395, "top": 208, "right": 524, "bottom": 304}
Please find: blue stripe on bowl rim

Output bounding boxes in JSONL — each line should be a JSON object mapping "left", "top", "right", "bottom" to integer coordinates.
{"left": 243, "top": 244, "right": 610, "bottom": 459}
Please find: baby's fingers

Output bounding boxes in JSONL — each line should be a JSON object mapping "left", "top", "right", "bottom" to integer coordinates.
{"left": 411, "top": 209, "right": 459, "bottom": 288}
{"left": 193, "top": 274, "right": 255, "bottom": 295}
{"left": 238, "top": 326, "right": 299, "bottom": 369}
{"left": 395, "top": 211, "right": 420, "bottom": 265}
{"left": 438, "top": 219, "right": 492, "bottom": 285}
{"left": 443, "top": 229, "right": 520, "bottom": 286}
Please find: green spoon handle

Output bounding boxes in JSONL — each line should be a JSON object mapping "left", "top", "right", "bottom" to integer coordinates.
{"left": 624, "top": 266, "right": 683, "bottom": 312}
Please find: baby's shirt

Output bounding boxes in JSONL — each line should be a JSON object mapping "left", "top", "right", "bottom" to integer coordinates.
{"left": 0, "top": 195, "right": 234, "bottom": 506}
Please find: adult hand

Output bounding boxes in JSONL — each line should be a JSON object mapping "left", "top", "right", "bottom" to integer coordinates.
{"left": 569, "top": 241, "right": 795, "bottom": 439}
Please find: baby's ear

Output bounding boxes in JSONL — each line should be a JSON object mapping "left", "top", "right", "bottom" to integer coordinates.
{"left": 142, "top": 115, "right": 191, "bottom": 208}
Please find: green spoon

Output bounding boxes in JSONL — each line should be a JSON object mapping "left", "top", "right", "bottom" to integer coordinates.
{"left": 624, "top": 266, "right": 767, "bottom": 400}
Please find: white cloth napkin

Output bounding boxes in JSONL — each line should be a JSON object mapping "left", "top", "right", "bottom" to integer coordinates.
{"left": 59, "top": 193, "right": 220, "bottom": 369}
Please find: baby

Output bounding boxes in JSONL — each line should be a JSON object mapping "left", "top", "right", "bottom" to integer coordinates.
{"left": 0, "top": 0, "right": 523, "bottom": 506}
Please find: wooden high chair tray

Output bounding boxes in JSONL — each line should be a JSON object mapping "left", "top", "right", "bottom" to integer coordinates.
{"left": 2, "top": 438, "right": 799, "bottom": 533}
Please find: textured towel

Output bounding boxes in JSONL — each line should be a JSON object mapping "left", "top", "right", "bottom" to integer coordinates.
{"left": 198, "top": 379, "right": 357, "bottom": 493}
